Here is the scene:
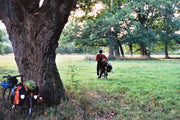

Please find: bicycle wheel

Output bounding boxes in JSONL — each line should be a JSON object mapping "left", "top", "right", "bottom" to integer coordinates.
{"left": 3, "top": 88, "right": 12, "bottom": 108}
{"left": 104, "top": 68, "right": 108, "bottom": 79}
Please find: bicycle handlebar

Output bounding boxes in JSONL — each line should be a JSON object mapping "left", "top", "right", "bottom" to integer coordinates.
{"left": 3, "top": 75, "right": 10, "bottom": 78}
{"left": 3, "top": 75, "right": 25, "bottom": 79}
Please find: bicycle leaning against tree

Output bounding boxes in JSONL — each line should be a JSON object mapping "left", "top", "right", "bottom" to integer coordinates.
{"left": 1, "top": 74, "right": 42, "bottom": 116}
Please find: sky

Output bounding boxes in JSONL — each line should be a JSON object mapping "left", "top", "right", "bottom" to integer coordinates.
{"left": 0, "top": 21, "right": 6, "bottom": 30}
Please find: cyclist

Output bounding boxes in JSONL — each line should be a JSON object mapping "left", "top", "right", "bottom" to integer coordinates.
{"left": 96, "top": 49, "right": 108, "bottom": 78}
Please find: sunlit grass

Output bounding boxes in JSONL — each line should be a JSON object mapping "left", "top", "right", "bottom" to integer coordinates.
{"left": 56, "top": 55, "right": 180, "bottom": 119}
{"left": 0, "top": 55, "right": 18, "bottom": 79}
{"left": 0, "top": 54, "right": 180, "bottom": 119}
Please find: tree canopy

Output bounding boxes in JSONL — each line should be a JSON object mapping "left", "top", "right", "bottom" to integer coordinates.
{"left": 60, "top": 0, "right": 180, "bottom": 57}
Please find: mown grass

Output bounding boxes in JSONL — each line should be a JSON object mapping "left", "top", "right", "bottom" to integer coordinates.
{"left": 0, "top": 54, "right": 180, "bottom": 119}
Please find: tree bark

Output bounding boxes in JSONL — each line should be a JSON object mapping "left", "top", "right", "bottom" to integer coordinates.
{"left": 148, "top": 42, "right": 152, "bottom": 57}
{"left": 146, "top": 8, "right": 154, "bottom": 58}
{"left": 114, "top": 43, "right": 120, "bottom": 57}
{"left": 118, "top": 40, "right": 124, "bottom": 58}
{"left": 114, "top": 33, "right": 120, "bottom": 57}
{"left": 140, "top": 44, "right": 147, "bottom": 56}
{"left": 165, "top": 45, "right": 169, "bottom": 59}
{"left": 140, "top": 45, "right": 144, "bottom": 56}
{"left": 0, "top": 0, "right": 77, "bottom": 105}
{"left": 128, "top": 43, "right": 133, "bottom": 56}
{"left": 109, "top": 40, "right": 114, "bottom": 58}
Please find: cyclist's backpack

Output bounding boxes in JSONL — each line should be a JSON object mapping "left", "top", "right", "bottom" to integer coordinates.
{"left": 99, "top": 54, "right": 108, "bottom": 65}
{"left": 99, "top": 54, "right": 104, "bottom": 62}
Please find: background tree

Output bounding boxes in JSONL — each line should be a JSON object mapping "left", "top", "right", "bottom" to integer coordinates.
{"left": 124, "top": 0, "right": 159, "bottom": 57}
{"left": 0, "top": 30, "right": 6, "bottom": 54}
{"left": 0, "top": 0, "right": 77, "bottom": 105}
{"left": 60, "top": 0, "right": 180, "bottom": 58}
{"left": 0, "top": 29, "right": 11, "bottom": 54}
{"left": 70, "top": 0, "right": 129, "bottom": 57}
{"left": 155, "top": 0, "right": 180, "bottom": 58}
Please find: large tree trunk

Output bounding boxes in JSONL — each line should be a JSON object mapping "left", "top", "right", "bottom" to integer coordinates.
{"left": 140, "top": 45, "right": 144, "bottom": 56}
{"left": 0, "top": 0, "right": 77, "bottom": 105}
{"left": 109, "top": 41, "right": 114, "bottom": 58}
{"left": 114, "top": 44, "right": 120, "bottom": 57}
{"left": 128, "top": 43, "right": 133, "bottom": 56}
{"left": 114, "top": 33, "right": 120, "bottom": 57}
{"left": 146, "top": 8, "right": 154, "bottom": 58}
{"left": 140, "top": 44, "right": 147, "bottom": 56}
{"left": 165, "top": 45, "right": 169, "bottom": 59}
{"left": 147, "top": 42, "right": 152, "bottom": 58}
{"left": 118, "top": 40, "right": 124, "bottom": 58}
{"left": 108, "top": 24, "right": 114, "bottom": 59}
{"left": 114, "top": 37, "right": 120, "bottom": 57}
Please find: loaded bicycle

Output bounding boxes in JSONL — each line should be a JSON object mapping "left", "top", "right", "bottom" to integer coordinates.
{"left": 1, "top": 74, "right": 42, "bottom": 115}
{"left": 99, "top": 60, "right": 113, "bottom": 79}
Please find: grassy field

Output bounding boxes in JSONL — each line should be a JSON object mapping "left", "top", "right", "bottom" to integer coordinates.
{"left": 0, "top": 54, "right": 180, "bottom": 119}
